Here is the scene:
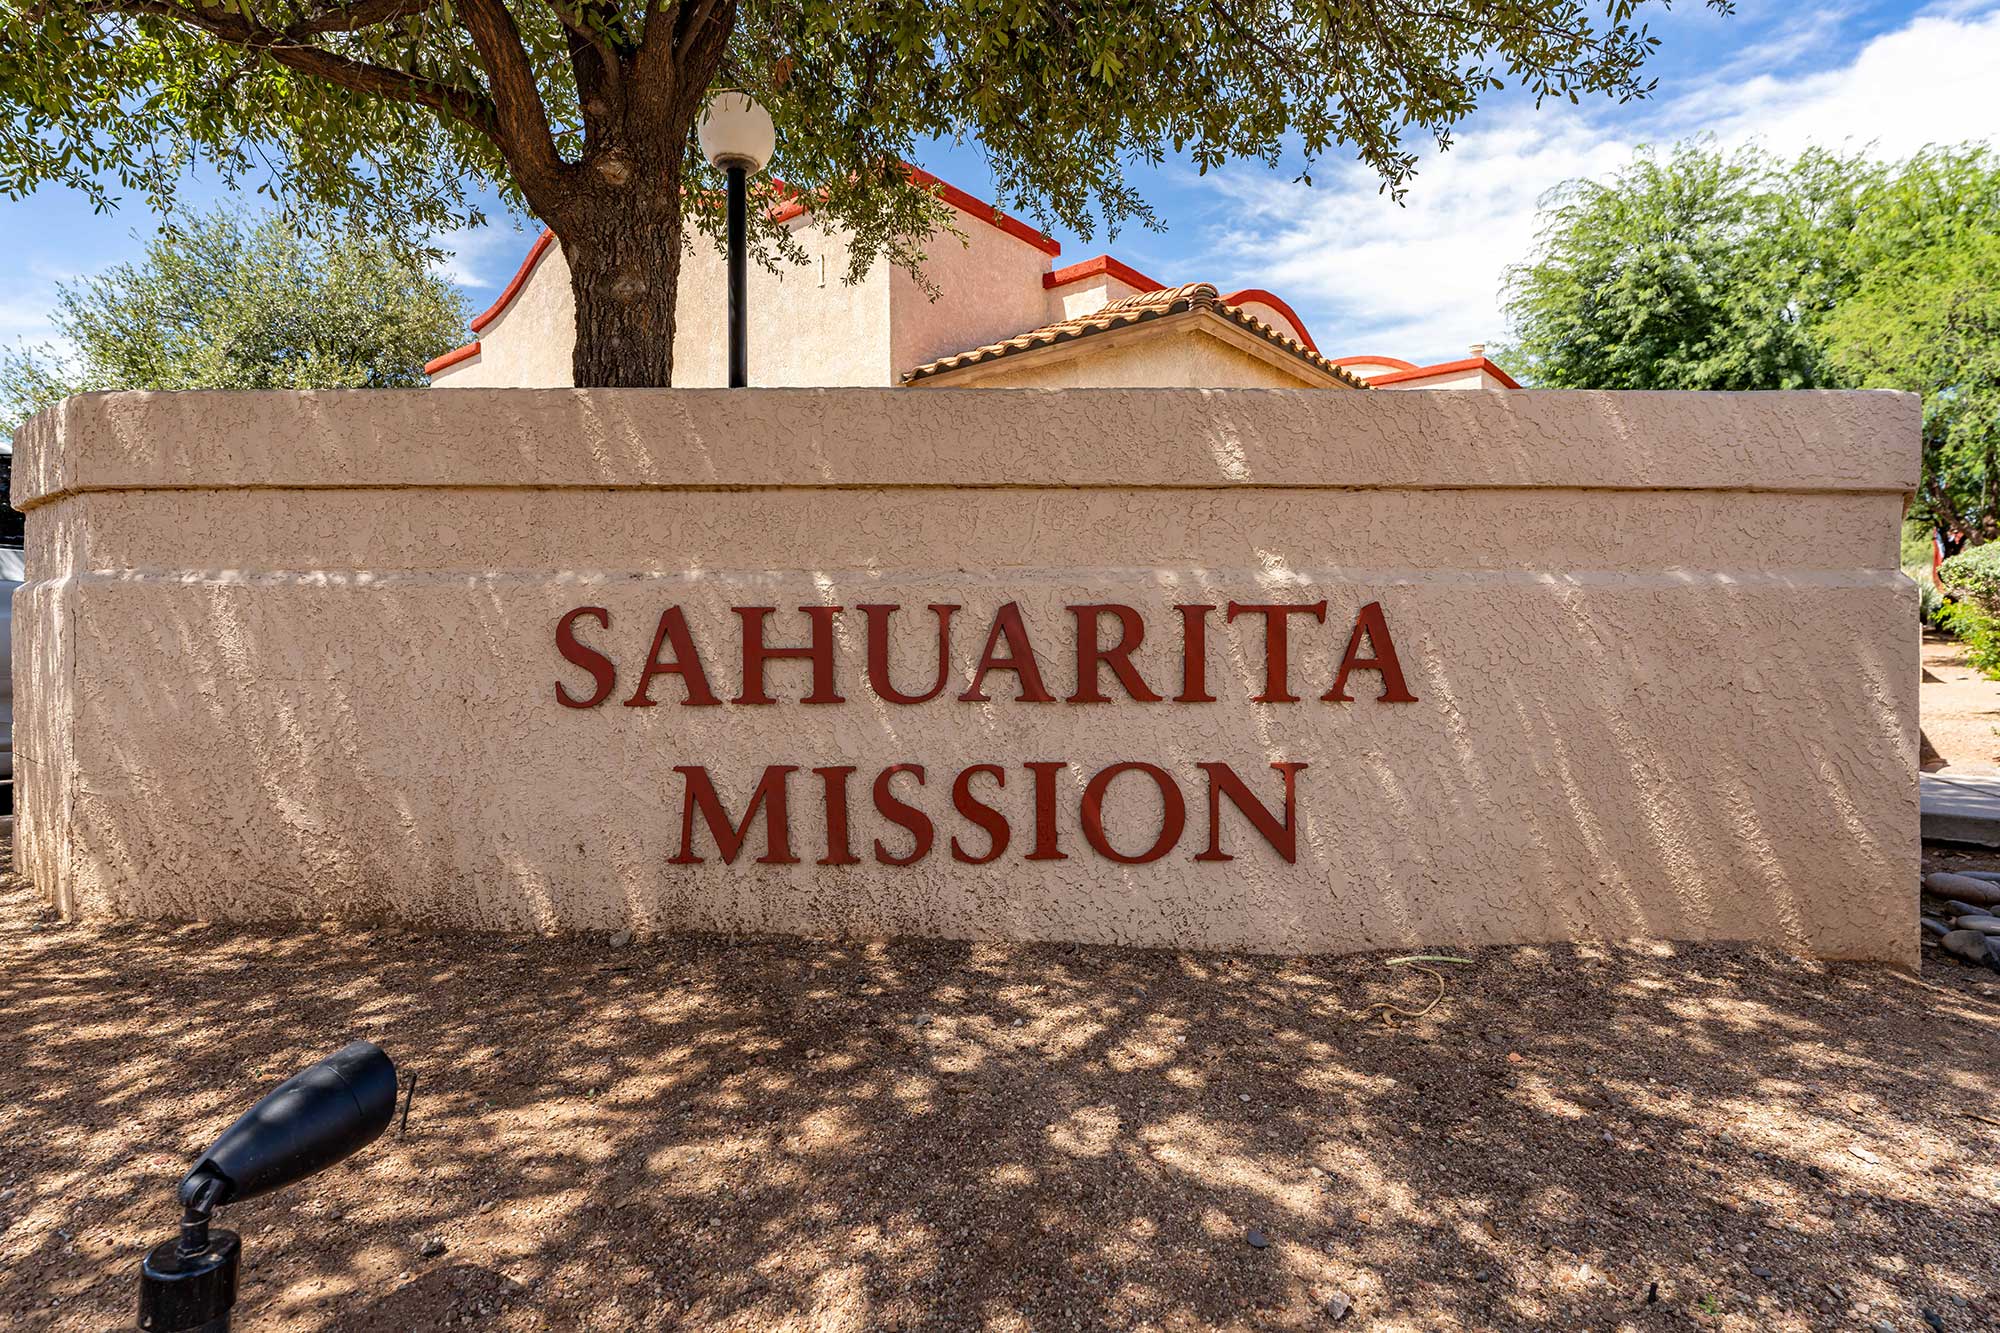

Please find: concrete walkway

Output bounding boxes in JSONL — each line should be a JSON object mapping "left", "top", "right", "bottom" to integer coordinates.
{"left": 1921, "top": 632, "right": 2000, "bottom": 843}
{"left": 1921, "top": 770, "right": 2000, "bottom": 845}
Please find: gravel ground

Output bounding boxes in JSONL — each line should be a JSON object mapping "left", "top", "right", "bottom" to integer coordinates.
{"left": 2, "top": 859, "right": 1998, "bottom": 1333}
{"left": 1921, "top": 632, "right": 2000, "bottom": 772}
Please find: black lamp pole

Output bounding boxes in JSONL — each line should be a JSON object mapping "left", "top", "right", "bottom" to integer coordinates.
{"left": 726, "top": 163, "right": 747, "bottom": 388}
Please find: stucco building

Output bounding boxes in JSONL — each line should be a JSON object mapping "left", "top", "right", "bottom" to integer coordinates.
{"left": 425, "top": 170, "right": 1518, "bottom": 392}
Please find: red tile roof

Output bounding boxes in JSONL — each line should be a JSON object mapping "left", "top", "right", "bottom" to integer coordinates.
{"left": 901, "top": 284, "right": 1369, "bottom": 387}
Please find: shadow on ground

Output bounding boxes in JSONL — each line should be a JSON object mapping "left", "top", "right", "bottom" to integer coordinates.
{"left": 1, "top": 864, "right": 1995, "bottom": 1333}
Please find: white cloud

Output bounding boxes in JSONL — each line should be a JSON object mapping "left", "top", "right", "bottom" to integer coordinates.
{"left": 431, "top": 219, "right": 538, "bottom": 290}
{"left": 1205, "top": 4, "right": 2000, "bottom": 361}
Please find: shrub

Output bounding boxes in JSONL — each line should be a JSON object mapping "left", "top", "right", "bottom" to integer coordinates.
{"left": 1936, "top": 598, "right": 2000, "bottom": 678}
{"left": 1938, "top": 542, "right": 2000, "bottom": 612}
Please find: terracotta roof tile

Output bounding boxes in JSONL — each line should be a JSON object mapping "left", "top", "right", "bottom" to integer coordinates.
{"left": 901, "top": 283, "right": 1369, "bottom": 388}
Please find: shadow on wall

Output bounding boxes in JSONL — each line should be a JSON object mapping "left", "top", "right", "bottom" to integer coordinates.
{"left": 14, "top": 388, "right": 1917, "bottom": 959}
{"left": 0, "top": 861, "right": 1992, "bottom": 1331}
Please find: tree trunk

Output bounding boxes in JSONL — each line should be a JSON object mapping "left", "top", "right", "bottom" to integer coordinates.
{"left": 558, "top": 182, "right": 688, "bottom": 387}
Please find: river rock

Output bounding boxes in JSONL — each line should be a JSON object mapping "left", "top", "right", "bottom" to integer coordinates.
{"left": 1940, "top": 929, "right": 1996, "bottom": 965}
{"left": 1922, "top": 917, "right": 1952, "bottom": 939}
{"left": 1953, "top": 915, "right": 2000, "bottom": 933}
{"left": 1924, "top": 873, "right": 2000, "bottom": 906}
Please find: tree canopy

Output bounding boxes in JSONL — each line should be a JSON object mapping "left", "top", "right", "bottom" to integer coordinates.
{"left": 1825, "top": 229, "right": 2000, "bottom": 541}
{"left": 1, "top": 207, "right": 467, "bottom": 440}
{"left": 1501, "top": 140, "right": 2000, "bottom": 533}
{"left": 1500, "top": 142, "right": 1854, "bottom": 390}
{"left": 0, "top": 0, "right": 1733, "bottom": 384}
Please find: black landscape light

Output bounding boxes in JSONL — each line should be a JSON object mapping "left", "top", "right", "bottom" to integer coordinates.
{"left": 137, "top": 1040, "right": 398, "bottom": 1332}
{"left": 697, "top": 91, "right": 777, "bottom": 388}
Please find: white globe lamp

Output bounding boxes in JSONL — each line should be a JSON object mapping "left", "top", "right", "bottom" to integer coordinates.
{"left": 698, "top": 91, "right": 775, "bottom": 174}
{"left": 698, "top": 91, "right": 776, "bottom": 388}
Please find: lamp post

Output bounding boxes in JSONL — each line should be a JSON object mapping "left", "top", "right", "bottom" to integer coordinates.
{"left": 697, "top": 91, "right": 776, "bottom": 388}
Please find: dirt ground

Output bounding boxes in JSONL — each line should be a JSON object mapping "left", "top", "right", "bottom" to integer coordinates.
{"left": 2, "top": 864, "right": 1997, "bottom": 1332}
{"left": 1921, "top": 632, "right": 2000, "bottom": 772}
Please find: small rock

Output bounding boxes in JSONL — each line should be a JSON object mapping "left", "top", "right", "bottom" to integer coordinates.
{"left": 1922, "top": 917, "right": 1952, "bottom": 939}
{"left": 1750, "top": 1265, "right": 1773, "bottom": 1280}
{"left": 1924, "top": 872, "right": 2000, "bottom": 906}
{"left": 1239, "top": 1094, "right": 1251, "bottom": 1103}
{"left": 1474, "top": 1269, "right": 1492, "bottom": 1283}
{"left": 608, "top": 929, "right": 633, "bottom": 948}
{"left": 1922, "top": 1309, "right": 1946, "bottom": 1332}
{"left": 1246, "top": 1228, "right": 1269, "bottom": 1249}
{"left": 1953, "top": 915, "right": 2000, "bottom": 933}
{"left": 417, "top": 1236, "right": 446, "bottom": 1258}
{"left": 1940, "top": 929, "right": 1996, "bottom": 966}
{"left": 1873, "top": 1322, "right": 1896, "bottom": 1333}
{"left": 914, "top": 1014, "right": 932, "bottom": 1027}
{"left": 1324, "top": 1291, "right": 1352, "bottom": 1320}
{"left": 1849, "top": 1145, "right": 1882, "bottom": 1164}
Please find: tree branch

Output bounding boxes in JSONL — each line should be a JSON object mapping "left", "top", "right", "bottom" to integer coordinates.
{"left": 74, "top": 0, "right": 499, "bottom": 134}
{"left": 286, "top": 0, "right": 437, "bottom": 36}
{"left": 453, "top": 0, "right": 568, "bottom": 190}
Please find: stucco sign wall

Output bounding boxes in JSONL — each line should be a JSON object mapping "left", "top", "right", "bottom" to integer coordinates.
{"left": 11, "top": 388, "right": 1920, "bottom": 962}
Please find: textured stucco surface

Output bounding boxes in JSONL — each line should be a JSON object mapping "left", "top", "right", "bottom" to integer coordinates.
{"left": 12, "top": 389, "right": 1920, "bottom": 962}
{"left": 889, "top": 217, "right": 1057, "bottom": 377}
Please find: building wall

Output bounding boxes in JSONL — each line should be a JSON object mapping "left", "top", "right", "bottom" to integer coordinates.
{"left": 1227, "top": 299, "right": 1310, "bottom": 346}
{"left": 1333, "top": 358, "right": 1413, "bottom": 381}
{"left": 438, "top": 223, "right": 895, "bottom": 388}
{"left": 673, "top": 224, "right": 894, "bottom": 387}
{"left": 940, "top": 327, "right": 1323, "bottom": 388}
{"left": 888, "top": 220, "right": 1059, "bottom": 380}
{"left": 1048, "top": 273, "right": 1147, "bottom": 321}
{"left": 1375, "top": 369, "right": 1492, "bottom": 391}
{"left": 441, "top": 238, "right": 576, "bottom": 388}
{"left": 12, "top": 389, "right": 1920, "bottom": 962}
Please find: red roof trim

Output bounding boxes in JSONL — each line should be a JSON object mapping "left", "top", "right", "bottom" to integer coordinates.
{"left": 1369, "top": 356, "right": 1522, "bottom": 389}
{"left": 423, "top": 341, "right": 481, "bottom": 376}
{"left": 1220, "top": 288, "right": 1319, "bottom": 354}
{"left": 469, "top": 230, "right": 555, "bottom": 333}
{"left": 1043, "top": 254, "right": 1163, "bottom": 292}
{"left": 1329, "top": 355, "right": 1418, "bottom": 372}
{"left": 459, "top": 168, "right": 1061, "bottom": 346}
{"left": 907, "top": 166, "right": 1062, "bottom": 257}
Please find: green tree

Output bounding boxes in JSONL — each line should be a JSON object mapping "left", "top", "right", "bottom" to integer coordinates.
{"left": 0, "top": 0, "right": 1732, "bottom": 387}
{"left": 1500, "top": 141, "right": 1871, "bottom": 390}
{"left": 1501, "top": 140, "right": 2000, "bottom": 528}
{"left": 1825, "top": 230, "right": 2000, "bottom": 539}
{"left": 0, "top": 208, "right": 467, "bottom": 440}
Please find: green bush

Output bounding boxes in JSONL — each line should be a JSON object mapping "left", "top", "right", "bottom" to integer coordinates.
{"left": 1938, "top": 542, "right": 2000, "bottom": 611}
{"left": 1937, "top": 598, "right": 2000, "bottom": 678}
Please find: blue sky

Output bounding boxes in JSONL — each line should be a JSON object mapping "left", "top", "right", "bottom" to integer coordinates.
{"left": 4, "top": 0, "right": 1999, "bottom": 366}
